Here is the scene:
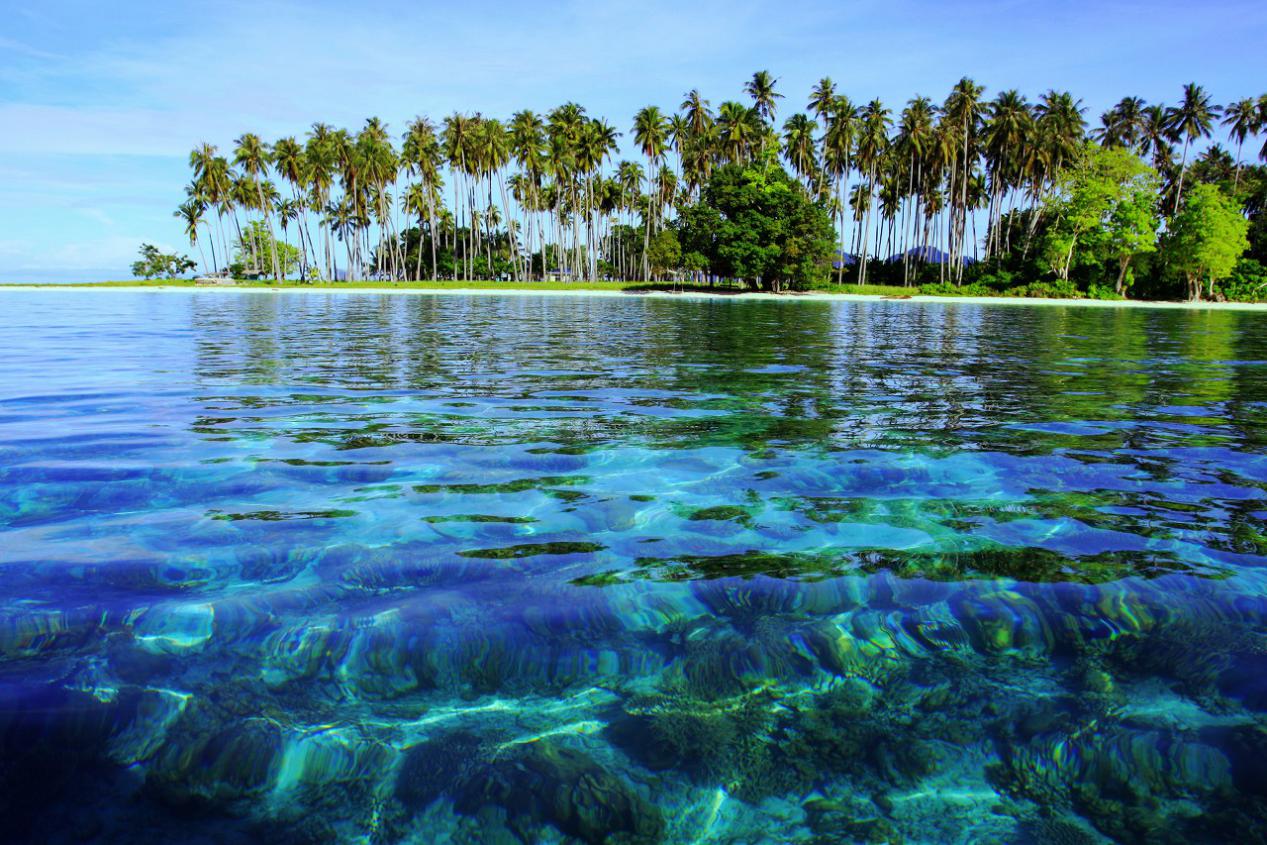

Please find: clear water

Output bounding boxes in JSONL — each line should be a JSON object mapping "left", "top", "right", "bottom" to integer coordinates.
{"left": 2, "top": 290, "right": 1267, "bottom": 845}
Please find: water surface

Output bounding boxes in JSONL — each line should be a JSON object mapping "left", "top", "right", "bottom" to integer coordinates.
{"left": 2, "top": 291, "right": 1267, "bottom": 844}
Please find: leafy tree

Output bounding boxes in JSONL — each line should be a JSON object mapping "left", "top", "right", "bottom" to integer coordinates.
{"left": 1041, "top": 144, "right": 1159, "bottom": 287}
{"left": 233, "top": 220, "right": 301, "bottom": 279}
{"left": 677, "top": 163, "right": 834, "bottom": 291}
{"left": 130, "top": 244, "right": 197, "bottom": 279}
{"left": 1163, "top": 183, "right": 1250, "bottom": 300}
{"left": 646, "top": 229, "right": 681, "bottom": 280}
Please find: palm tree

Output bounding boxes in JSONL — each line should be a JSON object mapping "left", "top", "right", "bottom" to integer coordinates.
{"left": 357, "top": 118, "right": 399, "bottom": 279}
{"left": 305, "top": 124, "right": 339, "bottom": 279}
{"left": 441, "top": 113, "right": 476, "bottom": 280}
{"left": 822, "top": 95, "right": 858, "bottom": 284}
{"left": 174, "top": 196, "right": 209, "bottom": 274}
{"left": 632, "top": 106, "right": 668, "bottom": 279}
{"left": 271, "top": 136, "right": 313, "bottom": 277}
{"left": 1165, "top": 83, "right": 1221, "bottom": 210}
{"left": 233, "top": 133, "right": 281, "bottom": 282}
{"left": 1094, "top": 96, "right": 1146, "bottom": 149}
{"left": 808, "top": 77, "right": 836, "bottom": 124}
{"left": 782, "top": 113, "right": 819, "bottom": 188}
{"left": 717, "top": 101, "right": 759, "bottom": 163}
{"left": 1259, "top": 95, "right": 1267, "bottom": 163}
{"left": 943, "top": 77, "right": 986, "bottom": 282}
{"left": 510, "top": 110, "right": 546, "bottom": 279}
{"left": 402, "top": 117, "right": 443, "bottom": 280}
{"left": 981, "top": 90, "right": 1032, "bottom": 260}
{"left": 855, "top": 99, "right": 892, "bottom": 285}
{"left": 1222, "top": 98, "right": 1259, "bottom": 188}
{"left": 189, "top": 144, "right": 232, "bottom": 272}
{"left": 745, "top": 70, "right": 783, "bottom": 129}
{"left": 896, "top": 95, "right": 938, "bottom": 278}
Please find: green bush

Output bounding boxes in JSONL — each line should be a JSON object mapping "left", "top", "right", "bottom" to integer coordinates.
{"left": 1086, "top": 284, "right": 1125, "bottom": 301}
{"left": 1221, "top": 259, "right": 1267, "bottom": 302}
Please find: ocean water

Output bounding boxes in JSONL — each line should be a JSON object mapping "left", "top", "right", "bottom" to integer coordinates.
{"left": 2, "top": 290, "right": 1266, "bottom": 845}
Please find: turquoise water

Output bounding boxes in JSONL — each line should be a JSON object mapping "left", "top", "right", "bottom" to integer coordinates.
{"left": 2, "top": 290, "right": 1267, "bottom": 844}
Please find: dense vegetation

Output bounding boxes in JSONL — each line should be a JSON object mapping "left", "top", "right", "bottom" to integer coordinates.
{"left": 172, "top": 75, "right": 1267, "bottom": 299}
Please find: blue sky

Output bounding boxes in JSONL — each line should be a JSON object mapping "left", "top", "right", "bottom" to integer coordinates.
{"left": 2, "top": 0, "right": 1264, "bottom": 281}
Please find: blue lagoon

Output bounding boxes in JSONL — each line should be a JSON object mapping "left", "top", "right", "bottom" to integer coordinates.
{"left": 2, "top": 290, "right": 1266, "bottom": 844}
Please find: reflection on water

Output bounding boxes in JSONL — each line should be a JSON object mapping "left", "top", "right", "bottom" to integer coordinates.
{"left": 2, "top": 291, "right": 1267, "bottom": 844}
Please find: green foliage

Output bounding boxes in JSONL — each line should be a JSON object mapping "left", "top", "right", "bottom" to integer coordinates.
{"left": 130, "top": 243, "right": 197, "bottom": 279}
{"left": 676, "top": 163, "right": 836, "bottom": 291}
{"left": 919, "top": 278, "right": 1084, "bottom": 299}
{"left": 233, "top": 220, "right": 301, "bottom": 279}
{"left": 1163, "top": 183, "right": 1251, "bottom": 300}
{"left": 1041, "top": 144, "right": 1160, "bottom": 289}
{"left": 646, "top": 229, "right": 681, "bottom": 280}
{"left": 1221, "top": 258, "right": 1267, "bottom": 302}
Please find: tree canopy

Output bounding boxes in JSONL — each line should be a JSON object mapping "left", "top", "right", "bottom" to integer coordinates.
{"left": 173, "top": 76, "right": 1265, "bottom": 299}
{"left": 677, "top": 162, "right": 835, "bottom": 291}
{"left": 130, "top": 244, "right": 197, "bottom": 279}
{"left": 1164, "top": 183, "right": 1251, "bottom": 300}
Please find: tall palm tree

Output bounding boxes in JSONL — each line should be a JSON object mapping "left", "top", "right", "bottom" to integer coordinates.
{"left": 174, "top": 196, "right": 209, "bottom": 274}
{"left": 305, "top": 124, "right": 339, "bottom": 278}
{"left": 271, "top": 136, "right": 313, "bottom": 277}
{"left": 717, "top": 101, "right": 759, "bottom": 163}
{"left": 632, "top": 105, "right": 668, "bottom": 279}
{"left": 189, "top": 144, "right": 232, "bottom": 272}
{"left": 981, "top": 90, "right": 1032, "bottom": 260}
{"left": 357, "top": 118, "right": 399, "bottom": 278}
{"left": 233, "top": 133, "right": 281, "bottom": 281}
{"left": 782, "top": 113, "right": 818, "bottom": 188}
{"left": 808, "top": 77, "right": 836, "bottom": 124}
{"left": 855, "top": 99, "right": 892, "bottom": 284}
{"left": 822, "top": 95, "right": 858, "bottom": 284}
{"left": 1259, "top": 95, "right": 1267, "bottom": 163}
{"left": 441, "top": 113, "right": 477, "bottom": 279}
{"left": 1222, "top": 98, "right": 1259, "bottom": 188}
{"left": 943, "top": 77, "right": 986, "bottom": 281}
{"left": 745, "top": 70, "right": 783, "bottom": 128}
{"left": 895, "top": 95, "right": 938, "bottom": 278}
{"left": 1094, "top": 96, "right": 1146, "bottom": 149}
{"left": 510, "top": 110, "right": 546, "bottom": 279}
{"left": 1165, "top": 83, "right": 1221, "bottom": 210}
{"left": 402, "top": 117, "right": 443, "bottom": 279}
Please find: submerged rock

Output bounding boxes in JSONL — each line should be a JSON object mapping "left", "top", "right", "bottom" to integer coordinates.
{"left": 453, "top": 739, "right": 664, "bottom": 843}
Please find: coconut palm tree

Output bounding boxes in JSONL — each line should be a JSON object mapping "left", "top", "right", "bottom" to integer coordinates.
{"left": 1165, "top": 83, "right": 1221, "bottom": 210}
{"left": 822, "top": 95, "right": 858, "bottom": 284}
{"left": 174, "top": 197, "right": 209, "bottom": 274}
{"left": 233, "top": 133, "right": 281, "bottom": 282}
{"left": 1222, "top": 98, "right": 1259, "bottom": 188}
{"left": 745, "top": 70, "right": 783, "bottom": 131}
{"left": 271, "top": 137, "right": 313, "bottom": 276}
{"left": 189, "top": 144, "right": 232, "bottom": 272}
{"left": 1094, "top": 96, "right": 1146, "bottom": 149}
{"left": 855, "top": 99, "right": 892, "bottom": 284}
{"left": 808, "top": 77, "right": 836, "bottom": 124}
{"left": 305, "top": 124, "right": 339, "bottom": 279}
{"left": 942, "top": 78, "right": 986, "bottom": 281}
{"left": 981, "top": 90, "right": 1032, "bottom": 260}
{"left": 782, "top": 113, "right": 819, "bottom": 188}
{"left": 895, "top": 95, "right": 938, "bottom": 278}
{"left": 401, "top": 117, "right": 443, "bottom": 279}
{"left": 632, "top": 105, "right": 669, "bottom": 279}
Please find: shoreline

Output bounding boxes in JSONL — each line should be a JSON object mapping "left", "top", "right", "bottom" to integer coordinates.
{"left": 1, "top": 283, "right": 1265, "bottom": 311}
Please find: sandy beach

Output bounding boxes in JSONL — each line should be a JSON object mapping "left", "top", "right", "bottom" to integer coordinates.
{"left": 3, "top": 283, "right": 1266, "bottom": 311}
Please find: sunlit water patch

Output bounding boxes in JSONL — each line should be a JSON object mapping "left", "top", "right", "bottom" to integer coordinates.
{"left": 2, "top": 290, "right": 1267, "bottom": 844}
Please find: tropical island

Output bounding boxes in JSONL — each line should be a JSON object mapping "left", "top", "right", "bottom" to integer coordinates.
{"left": 100, "top": 74, "right": 1264, "bottom": 303}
